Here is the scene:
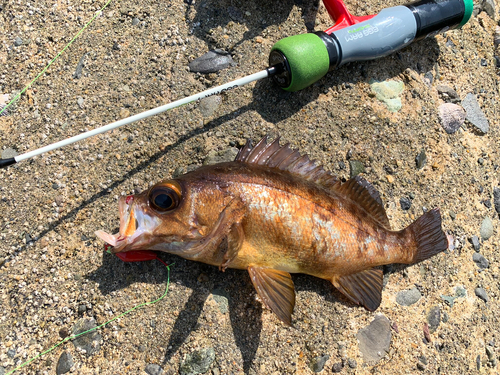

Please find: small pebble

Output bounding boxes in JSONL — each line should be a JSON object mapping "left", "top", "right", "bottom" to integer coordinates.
{"left": 415, "top": 150, "right": 427, "bottom": 169}
{"left": 449, "top": 211, "right": 456, "bottom": 220}
{"left": 77, "top": 97, "right": 84, "bottom": 108}
{"left": 211, "top": 289, "right": 229, "bottom": 314}
{"left": 145, "top": 364, "right": 163, "bottom": 375}
{"left": 423, "top": 71, "right": 433, "bottom": 84}
{"left": 480, "top": 217, "right": 494, "bottom": 240}
{"left": 73, "top": 53, "right": 87, "bottom": 79}
{"left": 7, "top": 348, "right": 15, "bottom": 358}
{"left": 471, "top": 235, "right": 480, "bottom": 251}
{"left": 400, "top": 197, "right": 412, "bottom": 211}
{"left": 427, "top": 306, "right": 441, "bottom": 332}
{"left": 475, "top": 287, "right": 489, "bottom": 303}
{"left": 417, "top": 361, "right": 426, "bottom": 371}
{"left": 455, "top": 286, "right": 467, "bottom": 298}
{"left": 486, "top": 346, "right": 495, "bottom": 361}
{"left": 332, "top": 362, "right": 343, "bottom": 373}
{"left": 119, "top": 109, "right": 130, "bottom": 119}
{"left": 132, "top": 17, "right": 140, "bottom": 26}
{"left": 14, "top": 36, "right": 23, "bottom": 46}
{"left": 437, "top": 85, "right": 460, "bottom": 103}
{"left": 309, "top": 354, "right": 329, "bottom": 373}
{"left": 347, "top": 358, "right": 357, "bottom": 369}
{"left": 349, "top": 160, "right": 365, "bottom": 178}
{"left": 472, "top": 253, "right": 489, "bottom": 269}
{"left": 493, "top": 187, "right": 500, "bottom": 216}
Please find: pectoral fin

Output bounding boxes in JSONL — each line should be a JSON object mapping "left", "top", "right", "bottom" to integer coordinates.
{"left": 221, "top": 222, "right": 245, "bottom": 271}
{"left": 181, "top": 197, "right": 246, "bottom": 259}
{"left": 248, "top": 266, "right": 296, "bottom": 326}
{"left": 332, "top": 268, "right": 383, "bottom": 311}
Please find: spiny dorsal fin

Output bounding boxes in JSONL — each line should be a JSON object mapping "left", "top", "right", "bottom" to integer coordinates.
{"left": 248, "top": 266, "right": 296, "bottom": 326}
{"left": 235, "top": 136, "right": 338, "bottom": 190}
{"left": 333, "top": 176, "right": 390, "bottom": 229}
{"left": 333, "top": 268, "right": 383, "bottom": 311}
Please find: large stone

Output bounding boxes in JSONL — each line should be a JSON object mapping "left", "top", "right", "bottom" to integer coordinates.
{"left": 438, "top": 103, "right": 466, "bottom": 134}
{"left": 370, "top": 80, "right": 404, "bottom": 112}
{"left": 480, "top": 217, "right": 494, "bottom": 240}
{"left": 462, "top": 94, "right": 489, "bottom": 133}
{"left": 189, "top": 50, "right": 233, "bottom": 74}
{"left": 180, "top": 347, "right": 215, "bottom": 375}
{"left": 56, "top": 351, "right": 74, "bottom": 375}
{"left": 71, "top": 318, "right": 102, "bottom": 355}
{"left": 357, "top": 315, "right": 391, "bottom": 363}
{"left": 396, "top": 287, "right": 422, "bottom": 306}
{"left": 198, "top": 95, "right": 221, "bottom": 118}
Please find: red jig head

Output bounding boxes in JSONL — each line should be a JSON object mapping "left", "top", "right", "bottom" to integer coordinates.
{"left": 115, "top": 250, "right": 159, "bottom": 262}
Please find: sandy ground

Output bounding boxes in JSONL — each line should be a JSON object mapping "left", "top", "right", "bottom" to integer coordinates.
{"left": 0, "top": 0, "right": 499, "bottom": 374}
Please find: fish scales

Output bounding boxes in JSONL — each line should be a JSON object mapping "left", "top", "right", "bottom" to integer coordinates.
{"left": 223, "top": 172, "right": 404, "bottom": 277}
{"left": 96, "top": 136, "right": 448, "bottom": 325}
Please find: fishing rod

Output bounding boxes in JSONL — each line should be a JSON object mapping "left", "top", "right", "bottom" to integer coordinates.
{"left": 0, "top": 0, "right": 473, "bottom": 170}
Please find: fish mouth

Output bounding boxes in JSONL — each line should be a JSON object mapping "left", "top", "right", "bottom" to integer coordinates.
{"left": 95, "top": 196, "right": 160, "bottom": 253}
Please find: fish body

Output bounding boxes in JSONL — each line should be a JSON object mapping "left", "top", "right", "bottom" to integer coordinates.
{"left": 96, "top": 136, "right": 447, "bottom": 325}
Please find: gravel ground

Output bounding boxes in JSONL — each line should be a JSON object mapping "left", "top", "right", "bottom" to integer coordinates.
{"left": 0, "top": 0, "right": 499, "bottom": 374}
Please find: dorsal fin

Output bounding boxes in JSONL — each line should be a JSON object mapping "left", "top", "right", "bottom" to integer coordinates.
{"left": 333, "top": 176, "right": 390, "bottom": 229}
{"left": 235, "top": 136, "right": 339, "bottom": 190}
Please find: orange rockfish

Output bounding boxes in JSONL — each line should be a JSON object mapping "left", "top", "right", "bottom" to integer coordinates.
{"left": 96, "top": 136, "right": 447, "bottom": 325}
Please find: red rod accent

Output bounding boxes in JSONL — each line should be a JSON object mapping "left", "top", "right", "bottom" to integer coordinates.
{"left": 322, "top": 0, "right": 376, "bottom": 34}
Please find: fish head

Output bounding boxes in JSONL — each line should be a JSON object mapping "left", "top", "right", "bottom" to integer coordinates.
{"left": 95, "top": 179, "right": 195, "bottom": 253}
{"left": 95, "top": 177, "right": 228, "bottom": 254}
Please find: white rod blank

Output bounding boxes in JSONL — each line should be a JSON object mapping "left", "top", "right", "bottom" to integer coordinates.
{"left": 15, "top": 69, "right": 270, "bottom": 163}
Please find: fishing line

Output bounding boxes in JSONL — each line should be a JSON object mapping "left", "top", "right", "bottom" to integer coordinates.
{"left": 0, "top": 0, "right": 115, "bottom": 117}
{"left": 5, "top": 260, "right": 172, "bottom": 375}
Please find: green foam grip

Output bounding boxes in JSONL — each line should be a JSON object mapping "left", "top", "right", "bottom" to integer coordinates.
{"left": 459, "top": 0, "right": 473, "bottom": 27}
{"left": 271, "top": 33, "right": 330, "bottom": 92}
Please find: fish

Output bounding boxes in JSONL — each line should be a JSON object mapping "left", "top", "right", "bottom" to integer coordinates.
{"left": 96, "top": 136, "right": 448, "bottom": 325}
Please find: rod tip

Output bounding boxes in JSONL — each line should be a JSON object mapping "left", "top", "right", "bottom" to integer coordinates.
{"left": 0, "top": 158, "right": 16, "bottom": 169}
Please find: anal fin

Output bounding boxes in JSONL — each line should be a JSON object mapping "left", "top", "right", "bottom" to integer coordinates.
{"left": 248, "top": 266, "right": 296, "bottom": 326}
{"left": 332, "top": 268, "right": 383, "bottom": 311}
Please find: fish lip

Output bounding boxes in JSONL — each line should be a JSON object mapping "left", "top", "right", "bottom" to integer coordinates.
{"left": 95, "top": 195, "right": 160, "bottom": 252}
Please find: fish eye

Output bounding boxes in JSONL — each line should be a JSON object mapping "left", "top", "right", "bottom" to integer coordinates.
{"left": 149, "top": 182, "right": 182, "bottom": 212}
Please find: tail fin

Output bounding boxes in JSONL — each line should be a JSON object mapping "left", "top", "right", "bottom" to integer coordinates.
{"left": 406, "top": 208, "right": 448, "bottom": 263}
